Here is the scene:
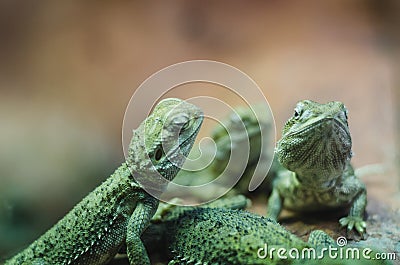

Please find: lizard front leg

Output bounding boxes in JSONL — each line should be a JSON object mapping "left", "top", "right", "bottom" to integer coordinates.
{"left": 339, "top": 188, "right": 367, "bottom": 236}
{"left": 266, "top": 169, "right": 296, "bottom": 220}
{"left": 126, "top": 195, "right": 159, "bottom": 265}
{"left": 266, "top": 188, "right": 282, "bottom": 220}
{"left": 336, "top": 170, "right": 367, "bottom": 237}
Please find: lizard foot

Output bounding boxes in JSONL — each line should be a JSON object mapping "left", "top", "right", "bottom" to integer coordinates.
{"left": 339, "top": 216, "right": 366, "bottom": 238}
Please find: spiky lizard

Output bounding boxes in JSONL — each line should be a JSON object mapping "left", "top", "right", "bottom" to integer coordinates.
{"left": 141, "top": 196, "right": 336, "bottom": 265}
{"left": 4, "top": 98, "right": 203, "bottom": 265}
{"left": 140, "top": 196, "right": 390, "bottom": 265}
{"left": 172, "top": 103, "right": 274, "bottom": 199}
{"left": 267, "top": 100, "right": 367, "bottom": 237}
{"left": 209, "top": 103, "right": 273, "bottom": 181}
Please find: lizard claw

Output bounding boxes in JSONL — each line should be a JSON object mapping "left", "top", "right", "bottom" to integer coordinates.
{"left": 339, "top": 216, "right": 366, "bottom": 236}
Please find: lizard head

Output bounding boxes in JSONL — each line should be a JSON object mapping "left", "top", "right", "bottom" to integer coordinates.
{"left": 127, "top": 98, "right": 203, "bottom": 193}
{"left": 276, "top": 100, "right": 352, "bottom": 186}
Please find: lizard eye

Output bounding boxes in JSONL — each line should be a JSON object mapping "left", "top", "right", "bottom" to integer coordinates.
{"left": 172, "top": 114, "right": 190, "bottom": 131}
{"left": 154, "top": 147, "right": 163, "bottom": 161}
{"left": 294, "top": 109, "right": 302, "bottom": 119}
{"left": 293, "top": 102, "right": 306, "bottom": 119}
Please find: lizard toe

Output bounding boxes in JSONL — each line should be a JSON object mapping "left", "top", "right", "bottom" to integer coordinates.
{"left": 355, "top": 221, "right": 367, "bottom": 235}
{"left": 339, "top": 217, "right": 350, "bottom": 226}
{"left": 339, "top": 216, "right": 367, "bottom": 236}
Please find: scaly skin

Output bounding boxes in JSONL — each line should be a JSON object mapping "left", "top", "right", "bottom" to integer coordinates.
{"left": 4, "top": 98, "right": 203, "bottom": 265}
{"left": 267, "top": 100, "right": 367, "bottom": 236}
{"left": 141, "top": 196, "right": 391, "bottom": 265}
{"left": 142, "top": 196, "right": 336, "bottom": 265}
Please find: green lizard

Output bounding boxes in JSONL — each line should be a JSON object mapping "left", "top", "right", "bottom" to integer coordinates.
{"left": 141, "top": 196, "right": 335, "bottom": 265}
{"left": 4, "top": 98, "right": 203, "bottom": 265}
{"left": 141, "top": 196, "right": 391, "bottom": 265}
{"left": 267, "top": 100, "right": 367, "bottom": 237}
{"left": 209, "top": 103, "right": 273, "bottom": 183}
{"left": 171, "top": 103, "right": 274, "bottom": 200}
{"left": 142, "top": 196, "right": 381, "bottom": 265}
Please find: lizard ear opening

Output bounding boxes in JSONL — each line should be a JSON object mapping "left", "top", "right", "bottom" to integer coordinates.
{"left": 154, "top": 147, "right": 164, "bottom": 161}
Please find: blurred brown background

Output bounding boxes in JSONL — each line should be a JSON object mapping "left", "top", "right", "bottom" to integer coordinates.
{"left": 0, "top": 0, "right": 399, "bottom": 259}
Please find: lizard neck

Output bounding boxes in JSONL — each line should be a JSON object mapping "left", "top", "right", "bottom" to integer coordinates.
{"left": 101, "top": 163, "right": 142, "bottom": 201}
{"left": 131, "top": 171, "right": 166, "bottom": 197}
